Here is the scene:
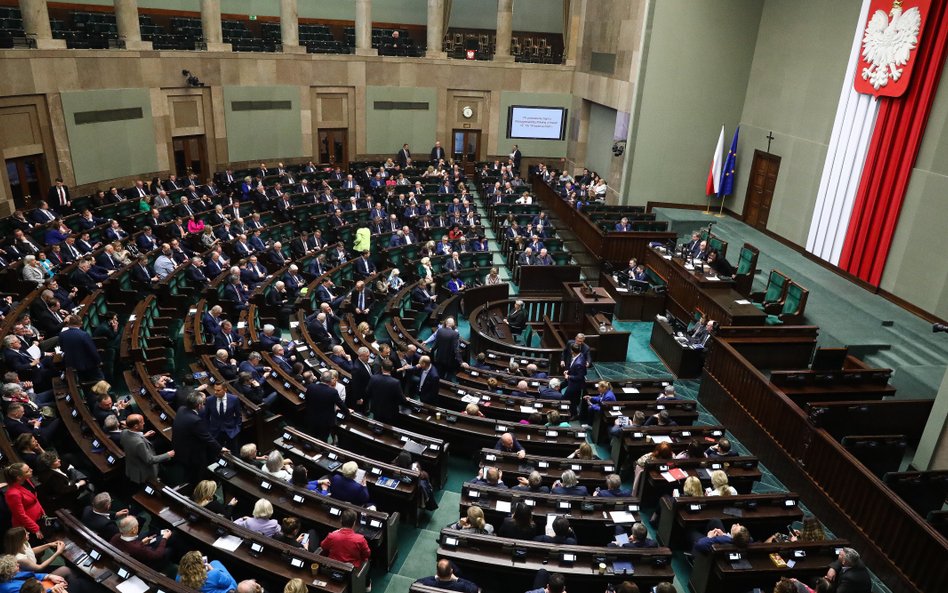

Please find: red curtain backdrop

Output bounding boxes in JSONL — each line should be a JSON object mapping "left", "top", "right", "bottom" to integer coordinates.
{"left": 839, "top": 0, "right": 948, "bottom": 285}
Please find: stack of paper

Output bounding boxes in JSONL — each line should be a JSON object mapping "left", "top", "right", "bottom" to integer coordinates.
{"left": 661, "top": 468, "right": 688, "bottom": 482}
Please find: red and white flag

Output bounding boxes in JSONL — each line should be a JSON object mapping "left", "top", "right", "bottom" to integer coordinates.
{"left": 706, "top": 125, "right": 724, "bottom": 196}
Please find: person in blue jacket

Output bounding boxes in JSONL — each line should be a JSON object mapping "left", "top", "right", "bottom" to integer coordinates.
{"left": 176, "top": 551, "right": 237, "bottom": 593}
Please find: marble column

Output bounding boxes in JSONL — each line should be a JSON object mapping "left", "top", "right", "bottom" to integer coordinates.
{"left": 18, "top": 0, "right": 65, "bottom": 49}
{"left": 114, "top": 0, "right": 151, "bottom": 50}
{"left": 280, "top": 0, "right": 305, "bottom": 53}
{"left": 425, "top": 0, "right": 445, "bottom": 58}
{"left": 494, "top": 0, "right": 514, "bottom": 62}
{"left": 200, "top": 0, "right": 231, "bottom": 52}
{"left": 355, "top": 0, "right": 377, "bottom": 56}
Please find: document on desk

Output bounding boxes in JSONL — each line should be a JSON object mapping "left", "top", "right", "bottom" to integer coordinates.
{"left": 705, "top": 276, "right": 720, "bottom": 281}
{"left": 661, "top": 468, "right": 688, "bottom": 482}
{"left": 495, "top": 500, "right": 512, "bottom": 513}
{"left": 520, "top": 405, "right": 536, "bottom": 413}
{"left": 608, "top": 510, "right": 637, "bottom": 524}
{"left": 649, "top": 435, "right": 673, "bottom": 444}
{"left": 461, "top": 395, "right": 480, "bottom": 404}
{"left": 116, "top": 576, "right": 150, "bottom": 593}
{"left": 734, "top": 299, "right": 752, "bottom": 305}
{"left": 622, "top": 387, "right": 640, "bottom": 394}
{"left": 615, "top": 287, "right": 629, "bottom": 293}
{"left": 545, "top": 514, "right": 559, "bottom": 537}
{"left": 212, "top": 534, "right": 243, "bottom": 551}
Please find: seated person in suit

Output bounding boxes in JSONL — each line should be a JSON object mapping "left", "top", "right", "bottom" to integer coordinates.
{"left": 495, "top": 432, "right": 526, "bottom": 459}
{"left": 504, "top": 300, "right": 527, "bottom": 335}
{"left": 615, "top": 217, "right": 632, "bottom": 232}
{"left": 414, "top": 559, "right": 480, "bottom": 593}
{"left": 537, "top": 377, "right": 565, "bottom": 400}
{"left": 533, "top": 516, "right": 577, "bottom": 545}
{"left": 551, "top": 470, "right": 589, "bottom": 496}
{"left": 595, "top": 474, "right": 632, "bottom": 498}
{"left": 705, "top": 437, "right": 737, "bottom": 459}
{"left": 411, "top": 281, "right": 437, "bottom": 313}
{"left": 110, "top": 516, "right": 173, "bottom": 567}
{"left": 621, "top": 522, "right": 659, "bottom": 548}
{"left": 330, "top": 462, "right": 374, "bottom": 509}
{"left": 825, "top": 547, "right": 871, "bottom": 593}
{"left": 513, "top": 470, "right": 551, "bottom": 494}
{"left": 706, "top": 250, "right": 734, "bottom": 277}
{"left": 81, "top": 491, "right": 125, "bottom": 541}
{"left": 472, "top": 466, "right": 507, "bottom": 489}
{"left": 693, "top": 519, "right": 751, "bottom": 554}
{"left": 644, "top": 410, "right": 677, "bottom": 427}
{"left": 579, "top": 380, "right": 616, "bottom": 422}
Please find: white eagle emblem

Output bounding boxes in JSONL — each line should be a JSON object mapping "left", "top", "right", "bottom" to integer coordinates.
{"left": 861, "top": 1, "right": 922, "bottom": 89}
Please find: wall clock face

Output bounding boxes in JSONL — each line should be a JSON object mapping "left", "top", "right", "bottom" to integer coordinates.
{"left": 462, "top": 106, "right": 474, "bottom": 119}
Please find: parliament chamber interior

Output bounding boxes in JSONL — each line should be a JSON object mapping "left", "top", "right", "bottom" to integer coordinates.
{"left": 0, "top": 1, "right": 946, "bottom": 593}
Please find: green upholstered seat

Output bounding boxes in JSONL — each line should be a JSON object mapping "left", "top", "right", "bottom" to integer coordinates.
{"left": 737, "top": 247, "right": 755, "bottom": 276}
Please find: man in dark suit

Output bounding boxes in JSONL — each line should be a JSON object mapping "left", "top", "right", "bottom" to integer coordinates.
{"left": 59, "top": 315, "right": 103, "bottom": 382}
{"left": 365, "top": 360, "right": 404, "bottom": 424}
{"left": 48, "top": 178, "right": 71, "bottom": 212}
{"left": 564, "top": 343, "right": 588, "bottom": 415}
{"left": 348, "top": 347, "right": 375, "bottom": 411}
{"left": 350, "top": 280, "right": 372, "bottom": 323}
{"left": 430, "top": 317, "right": 462, "bottom": 381}
{"left": 203, "top": 383, "right": 241, "bottom": 451}
{"left": 430, "top": 141, "right": 446, "bottom": 162}
{"left": 81, "top": 492, "right": 125, "bottom": 542}
{"left": 353, "top": 251, "right": 376, "bottom": 280}
{"left": 304, "top": 370, "right": 347, "bottom": 441}
{"left": 397, "top": 143, "right": 412, "bottom": 168}
{"left": 504, "top": 300, "right": 527, "bottom": 336}
{"left": 538, "top": 378, "right": 565, "bottom": 400}
{"left": 511, "top": 145, "right": 522, "bottom": 172}
{"left": 172, "top": 391, "right": 223, "bottom": 484}
{"left": 120, "top": 414, "right": 174, "bottom": 485}
{"left": 401, "top": 355, "right": 439, "bottom": 404}
{"left": 411, "top": 282, "right": 437, "bottom": 313}
{"left": 825, "top": 547, "right": 871, "bottom": 593}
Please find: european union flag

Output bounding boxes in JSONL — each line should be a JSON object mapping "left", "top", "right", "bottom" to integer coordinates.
{"left": 719, "top": 126, "right": 740, "bottom": 198}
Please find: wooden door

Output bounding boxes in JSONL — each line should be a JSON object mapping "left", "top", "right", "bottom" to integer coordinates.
{"left": 172, "top": 135, "right": 208, "bottom": 179}
{"left": 318, "top": 128, "right": 348, "bottom": 166}
{"left": 742, "top": 150, "right": 780, "bottom": 230}
{"left": 5, "top": 155, "right": 48, "bottom": 211}
{"left": 452, "top": 129, "right": 481, "bottom": 175}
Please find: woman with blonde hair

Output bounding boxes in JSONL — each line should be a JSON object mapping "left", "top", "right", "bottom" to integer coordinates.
{"left": 234, "top": 499, "right": 281, "bottom": 537}
{"left": 452, "top": 505, "right": 494, "bottom": 534}
{"left": 190, "top": 480, "right": 236, "bottom": 517}
{"left": 682, "top": 475, "right": 703, "bottom": 497}
{"left": 709, "top": 470, "right": 737, "bottom": 496}
{"left": 330, "top": 461, "right": 372, "bottom": 507}
{"left": 464, "top": 403, "right": 484, "bottom": 417}
{"left": 0, "top": 554, "right": 70, "bottom": 593}
{"left": 418, "top": 256, "right": 434, "bottom": 280}
{"left": 484, "top": 267, "right": 502, "bottom": 285}
{"left": 569, "top": 442, "right": 596, "bottom": 460}
{"left": 2, "top": 527, "right": 64, "bottom": 572}
{"left": 284, "top": 578, "right": 307, "bottom": 593}
{"left": 176, "top": 551, "right": 237, "bottom": 593}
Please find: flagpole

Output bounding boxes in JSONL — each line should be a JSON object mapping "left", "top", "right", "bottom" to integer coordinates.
{"left": 717, "top": 196, "right": 726, "bottom": 217}
{"left": 704, "top": 196, "right": 713, "bottom": 215}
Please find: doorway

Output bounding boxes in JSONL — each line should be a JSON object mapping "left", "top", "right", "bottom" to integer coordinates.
{"left": 452, "top": 129, "right": 481, "bottom": 168}
{"left": 6, "top": 155, "right": 47, "bottom": 211}
{"left": 318, "top": 129, "right": 348, "bottom": 166}
{"left": 742, "top": 149, "right": 781, "bottom": 230}
{"left": 172, "top": 135, "right": 208, "bottom": 179}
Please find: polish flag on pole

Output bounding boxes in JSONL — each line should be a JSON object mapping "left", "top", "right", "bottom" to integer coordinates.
{"left": 706, "top": 125, "right": 725, "bottom": 196}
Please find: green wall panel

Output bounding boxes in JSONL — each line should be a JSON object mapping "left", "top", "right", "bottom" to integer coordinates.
{"left": 625, "top": 0, "right": 763, "bottom": 206}
{"left": 223, "top": 86, "right": 303, "bottom": 163}
{"left": 586, "top": 102, "right": 617, "bottom": 179}
{"left": 60, "top": 88, "right": 158, "bottom": 185}
{"left": 364, "top": 86, "right": 437, "bottom": 155}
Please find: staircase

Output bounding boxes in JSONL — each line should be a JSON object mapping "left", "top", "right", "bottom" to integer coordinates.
{"left": 546, "top": 210, "right": 599, "bottom": 281}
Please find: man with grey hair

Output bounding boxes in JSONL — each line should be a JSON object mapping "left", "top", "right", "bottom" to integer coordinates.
{"left": 504, "top": 300, "right": 527, "bottom": 335}
{"left": 258, "top": 323, "right": 283, "bottom": 352}
{"left": 305, "top": 369, "right": 347, "bottom": 441}
{"left": 538, "top": 377, "right": 564, "bottom": 400}
{"left": 348, "top": 346, "right": 374, "bottom": 411}
{"left": 825, "top": 547, "right": 871, "bottom": 593}
{"left": 153, "top": 244, "right": 176, "bottom": 279}
{"left": 236, "top": 580, "right": 263, "bottom": 593}
{"left": 81, "top": 491, "right": 127, "bottom": 540}
{"left": 111, "top": 515, "right": 172, "bottom": 565}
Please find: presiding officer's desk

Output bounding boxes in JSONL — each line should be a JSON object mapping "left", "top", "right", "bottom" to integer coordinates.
{"left": 437, "top": 529, "right": 674, "bottom": 593}
{"left": 690, "top": 540, "right": 848, "bottom": 593}
{"left": 642, "top": 457, "right": 762, "bottom": 505}
{"left": 134, "top": 481, "right": 366, "bottom": 593}
{"left": 478, "top": 448, "right": 618, "bottom": 490}
{"left": 398, "top": 399, "right": 589, "bottom": 457}
{"left": 334, "top": 411, "right": 450, "bottom": 490}
{"left": 459, "top": 481, "right": 641, "bottom": 544}
{"left": 644, "top": 247, "right": 766, "bottom": 326}
{"left": 657, "top": 493, "right": 804, "bottom": 549}
{"left": 613, "top": 425, "right": 727, "bottom": 471}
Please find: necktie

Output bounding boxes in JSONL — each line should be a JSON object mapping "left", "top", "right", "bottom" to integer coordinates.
{"left": 45, "top": 210, "right": 53, "bottom": 221}
{"left": 139, "top": 188, "right": 146, "bottom": 197}
{"left": 58, "top": 187, "right": 65, "bottom": 203}
{"left": 420, "top": 370, "right": 427, "bottom": 388}
{"left": 219, "top": 398, "right": 225, "bottom": 415}
{"left": 359, "top": 292, "right": 365, "bottom": 310}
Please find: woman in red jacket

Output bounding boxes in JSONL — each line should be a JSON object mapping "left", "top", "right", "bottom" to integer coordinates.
{"left": 4, "top": 464, "right": 46, "bottom": 542}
